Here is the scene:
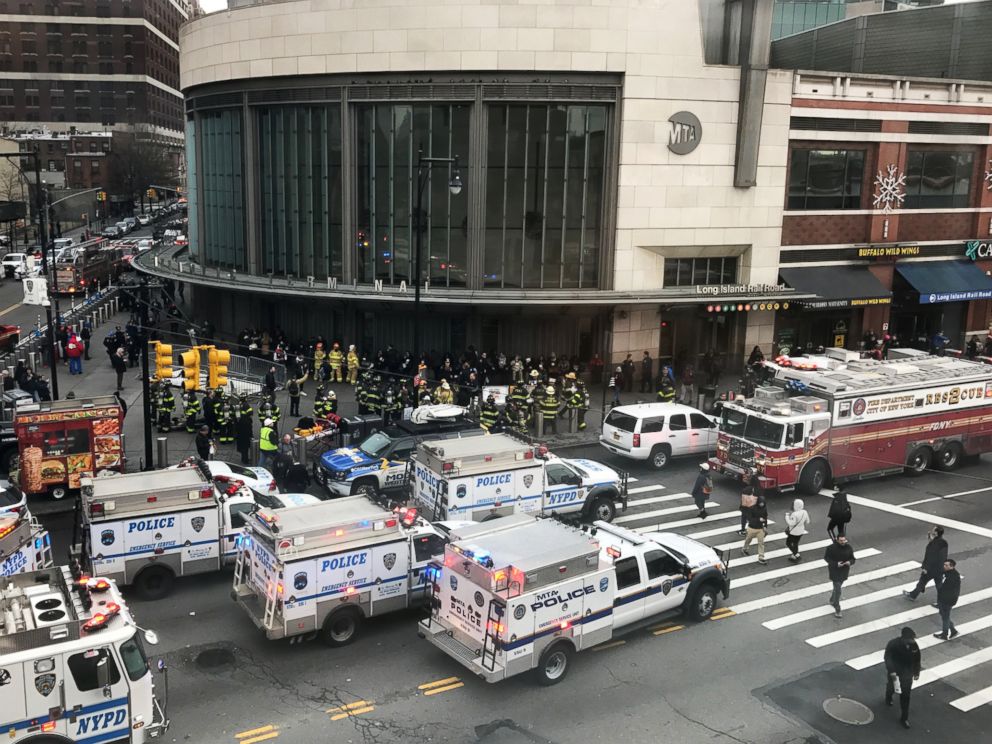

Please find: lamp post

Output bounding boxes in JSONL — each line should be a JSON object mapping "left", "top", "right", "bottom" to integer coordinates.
{"left": 412, "top": 147, "right": 462, "bottom": 360}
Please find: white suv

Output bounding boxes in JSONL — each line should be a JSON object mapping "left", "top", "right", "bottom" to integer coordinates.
{"left": 600, "top": 402, "right": 718, "bottom": 469}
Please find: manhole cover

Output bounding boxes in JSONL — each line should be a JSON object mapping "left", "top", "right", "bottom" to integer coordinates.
{"left": 195, "top": 648, "right": 235, "bottom": 670}
{"left": 822, "top": 697, "right": 874, "bottom": 725}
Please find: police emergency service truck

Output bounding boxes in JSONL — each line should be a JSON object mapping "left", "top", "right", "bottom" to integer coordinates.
{"left": 232, "top": 496, "right": 462, "bottom": 646}
{"left": 0, "top": 512, "right": 52, "bottom": 577}
{"left": 418, "top": 515, "right": 729, "bottom": 685}
{"left": 313, "top": 406, "right": 482, "bottom": 499}
{"left": 72, "top": 465, "right": 261, "bottom": 600}
{"left": 412, "top": 434, "right": 628, "bottom": 523}
{"left": 0, "top": 564, "right": 169, "bottom": 742}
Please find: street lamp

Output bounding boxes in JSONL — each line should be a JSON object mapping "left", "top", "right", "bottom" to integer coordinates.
{"left": 412, "top": 147, "right": 463, "bottom": 360}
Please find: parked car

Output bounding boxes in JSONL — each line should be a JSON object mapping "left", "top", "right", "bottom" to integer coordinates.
{"left": 1, "top": 252, "right": 28, "bottom": 278}
{"left": 123, "top": 217, "right": 139, "bottom": 231}
{"left": 137, "top": 214, "right": 152, "bottom": 226}
{"left": 115, "top": 221, "right": 131, "bottom": 235}
{"left": 174, "top": 235, "right": 188, "bottom": 247}
{"left": 101, "top": 225, "right": 122, "bottom": 239}
{"left": 600, "top": 402, "right": 719, "bottom": 470}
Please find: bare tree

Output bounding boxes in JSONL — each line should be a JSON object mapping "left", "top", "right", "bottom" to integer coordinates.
{"left": 0, "top": 135, "right": 28, "bottom": 248}
{"left": 107, "top": 127, "right": 179, "bottom": 212}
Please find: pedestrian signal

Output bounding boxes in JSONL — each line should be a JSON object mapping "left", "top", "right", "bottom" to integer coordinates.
{"left": 208, "top": 348, "right": 230, "bottom": 389}
{"left": 180, "top": 348, "right": 200, "bottom": 391}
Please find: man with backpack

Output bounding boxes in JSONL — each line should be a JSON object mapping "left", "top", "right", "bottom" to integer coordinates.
{"left": 827, "top": 489, "right": 852, "bottom": 540}
{"left": 286, "top": 370, "right": 308, "bottom": 417}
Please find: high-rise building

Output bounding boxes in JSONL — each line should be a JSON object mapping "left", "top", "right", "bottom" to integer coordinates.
{"left": 772, "top": 0, "right": 944, "bottom": 39}
{"left": 0, "top": 0, "right": 186, "bottom": 145}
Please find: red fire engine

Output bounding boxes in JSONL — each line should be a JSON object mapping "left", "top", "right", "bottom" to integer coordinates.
{"left": 709, "top": 349, "right": 992, "bottom": 495}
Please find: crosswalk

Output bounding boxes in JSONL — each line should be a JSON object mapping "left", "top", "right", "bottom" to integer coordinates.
{"left": 616, "top": 476, "right": 992, "bottom": 715}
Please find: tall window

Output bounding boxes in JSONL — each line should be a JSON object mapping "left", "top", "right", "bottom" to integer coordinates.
{"left": 787, "top": 148, "right": 865, "bottom": 210}
{"left": 355, "top": 104, "right": 470, "bottom": 287}
{"left": 257, "top": 105, "right": 343, "bottom": 279}
{"left": 905, "top": 150, "right": 974, "bottom": 209}
{"left": 664, "top": 257, "right": 738, "bottom": 288}
{"left": 199, "top": 110, "right": 245, "bottom": 270}
{"left": 484, "top": 104, "right": 607, "bottom": 289}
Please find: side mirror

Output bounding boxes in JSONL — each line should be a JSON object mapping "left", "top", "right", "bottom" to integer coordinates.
{"left": 144, "top": 629, "right": 159, "bottom": 646}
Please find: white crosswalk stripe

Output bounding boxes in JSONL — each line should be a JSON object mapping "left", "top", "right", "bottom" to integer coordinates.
{"left": 732, "top": 539, "right": 834, "bottom": 568}
{"left": 916, "top": 646, "right": 992, "bottom": 689}
{"left": 615, "top": 501, "right": 718, "bottom": 525}
{"left": 763, "top": 582, "right": 917, "bottom": 630}
{"left": 847, "top": 612, "right": 992, "bottom": 670}
{"left": 715, "top": 531, "right": 790, "bottom": 551}
{"left": 626, "top": 484, "right": 663, "bottom": 495}
{"left": 624, "top": 492, "right": 692, "bottom": 508}
{"left": 952, "top": 684, "right": 992, "bottom": 712}
{"left": 734, "top": 548, "right": 881, "bottom": 589}
{"left": 633, "top": 509, "right": 741, "bottom": 532}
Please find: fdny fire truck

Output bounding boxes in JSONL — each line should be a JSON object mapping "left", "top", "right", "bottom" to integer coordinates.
{"left": 709, "top": 349, "right": 992, "bottom": 495}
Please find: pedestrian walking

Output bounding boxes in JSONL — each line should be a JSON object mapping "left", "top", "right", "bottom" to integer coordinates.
{"left": 934, "top": 559, "right": 961, "bottom": 641}
{"left": 235, "top": 412, "right": 253, "bottom": 465}
{"left": 824, "top": 535, "right": 856, "bottom": 618}
{"left": 738, "top": 486, "right": 757, "bottom": 536}
{"left": 286, "top": 370, "right": 307, "bottom": 417}
{"left": 80, "top": 321, "right": 92, "bottom": 360}
{"left": 884, "top": 627, "right": 921, "bottom": 729}
{"left": 741, "top": 492, "right": 768, "bottom": 564}
{"left": 904, "top": 526, "right": 948, "bottom": 601}
{"left": 111, "top": 347, "right": 127, "bottom": 390}
{"left": 827, "top": 489, "right": 852, "bottom": 540}
{"left": 690, "top": 462, "right": 712, "bottom": 520}
{"left": 66, "top": 334, "right": 83, "bottom": 375}
{"left": 609, "top": 366, "right": 623, "bottom": 407}
{"left": 194, "top": 425, "right": 214, "bottom": 460}
{"left": 263, "top": 366, "right": 277, "bottom": 396}
{"left": 784, "top": 498, "right": 810, "bottom": 562}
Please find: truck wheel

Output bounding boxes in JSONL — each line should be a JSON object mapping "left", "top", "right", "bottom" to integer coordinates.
{"left": 798, "top": 461, "right": 828, "bottom": 495}
{"left": 589, "top": 497, "right": 616, "bottom": 523}
{"left": 686, "top": 585, "right": 718, "bottom": 622}
{"left": 936, "top": 443, "right": 963, "bottom": 471}
{"left": 320, "top": 607, "right": 362, "bottom": 647}
{"left": 49, "top": 486, "right": 68, "bottom": 500}
{"left": 135, "top": 567, "right": 175, "bottom": 601}
{"left": 535, "top": 642, "right": 573, "bottom": 686}
{"left": 649, "top": 445, "right": 671, "bottom": 470}
{"left": 353, "top": 482, "right": 378, "bottom": 500}
{"left": 905, "top": 447, "right": 932, "bottom": 476}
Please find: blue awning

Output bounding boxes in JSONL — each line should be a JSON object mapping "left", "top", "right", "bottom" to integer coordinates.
{"left": 896, "top": 260, "right": 992, "bottom": 304}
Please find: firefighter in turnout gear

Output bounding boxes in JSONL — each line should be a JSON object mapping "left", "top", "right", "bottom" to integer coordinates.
{"left": 507, "top": 395, "right": 531, "bottom": 433}
{"left": 214, "top": 394, "right": 232, "bottom": 443}
{"left": 356, "top": 368, "right": 371, "bottom": 414}
{"left": 564, "top": 372, "right": 589, "bottom": 431}
{"left": 315, "top": 389, "right": 337, "bottom": 418}
{"left": 433, "top": 380, "right": 454, "bottom": 405}
{"left": 238, "top": 394, "right": 253, "bottom": 419}
{"left": 156, "top": 382, "right": 175, "bottom": 433}
{"left": 203, "top": 388, "right": 218, "bottom": 433}
{"left": 329, "top": 342, "right": 344, "bottom": 383}
{"left": 417, "top": 380, "right": 433, "bottom": 407}
{"left": 657, "top": 376, "right": 676, "bottom": 403}
{"left": 265, "top": 392, "right": 281, "bottom": 427}
{"left": 183, "top": 391, "right": 201, "bottom": 433}
{"left": 346, "top": 344, "right": 360, "bottom": 385}
{"left": 364, "top": 377, "right": 383, "bottom": 416}
{"left": 540, "top": 385, "right": 560, "bottom": 435}
{"left": 382, "top": 382, "right": 400, "bottom": 424}
{"left": 313, "top": 342, "right": 326, "bottom": 378}
{"left": 479, "top": 394, "right": 499, "bottom": 431}
{"left": 223, "top": 394, "right": 239, "bottom": 442}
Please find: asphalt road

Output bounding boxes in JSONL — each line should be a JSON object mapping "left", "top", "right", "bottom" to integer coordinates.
{"left": 37, "top": 445, "right": 992, "bottom": 744}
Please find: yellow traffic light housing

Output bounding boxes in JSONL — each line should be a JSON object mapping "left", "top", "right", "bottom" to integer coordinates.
{"left": 180, "top": 348, "right": 200, "bottom": 391}
{"left": 153, "top": 342, "right": 173, "bottom": 382}
{"left": 208, "top": 348, "right": 230, "bottom": 389}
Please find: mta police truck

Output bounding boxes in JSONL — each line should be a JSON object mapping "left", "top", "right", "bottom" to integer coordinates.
{"left": 1, "top": 512, "right": 52, "bottom": 577}
{"left": 0, "top": 564, "right": 169, "bottom": 742}
{"left": 412, "top": 434, "right": 628, "bottom": 523}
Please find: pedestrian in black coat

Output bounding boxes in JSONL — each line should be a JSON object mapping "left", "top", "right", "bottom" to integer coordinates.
{"left": 195, "top": 426, "right": 213, "bottom": 460}
{"left": 884, "top": 626, "right": 921, "bottom": 729}
{"left": 823, "top": 535, "right": 856, "bottom": 617}
{"left": 904, "top": 526, "right": 948, "bottom": 600}
{"left": 235, "top": 413, "right": 253, "bottom": 465}
{"left": 935, "top": 559, "right": 961, "bottom": 641}
{"left": 111, "top": 348, "right": 127, "bottom": 391}
{"left": 827, "top": 490, "right": 852, "bottom": 539}
{"left": 690, "top": 463, "right": 712, "bottom": 519}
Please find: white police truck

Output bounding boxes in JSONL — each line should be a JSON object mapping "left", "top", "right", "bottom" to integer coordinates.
{"left": 412, "top": 434, "right": 628, "bottom": 523}
{"left": 419, "top": 515, "right": 729, "bottom": 685}
{"left": 0, "top": 564, "right": 169, "bottom": 742}
{"left": 232, "top": 496, "right": 464, "bottom": 647}
{"left": 1, "top": 512, "right": 52, "bottom": 577}
{"left": 72, "top": 464, "right": 263, "bottom": 600}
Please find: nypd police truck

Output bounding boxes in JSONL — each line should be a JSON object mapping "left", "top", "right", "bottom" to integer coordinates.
{"left": 0, "top": 564, "right": 169, "bottom": 742}
{"left": 232, "top": 496, "right": 462, "bottom": 647}
{"left": 71, "top": 465, "right": 264, "bottom": 600}
{"left": 412, "top": 434, "right": 628, "bottom": 523}
{"left": 1, "top": 512, "right": 52, "bottom": 577}
{"left": 313, "top": 405, "right": 482, "bottom": 499}
{"left": 418, "top": 515, "right": 729, "bottom": 685}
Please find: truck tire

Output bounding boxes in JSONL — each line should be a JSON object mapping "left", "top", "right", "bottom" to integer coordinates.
{"left": 649, "top": 445, "right": 671, "bottom": 470}
{"left": 905, "top": 446, "right": 932, "bottom": 476}
{"left": 135, "top": 566, "right": 175, "bottom": 601}
{"left": 686, "top": 584, "right": 718, "bottom": 622}
{"left": 535, "top": 642, "right": 573, "bottom": 686}
{"left": 588, "top": 497, "right": 616, "bottom": 523}
{"left": 49, "top": 486, "right": 68, "bottom": 500}
{"left": 320, "top": 607, "right": 362, "bottom": 647}
{"left": 798, "top": 461, "right": 828, "bottom": 495}
{"left": 935, "top": 443, "right": 963, "bottom": 471}
{"left": 352, "top": 481, "right": 378, "bottom": 499}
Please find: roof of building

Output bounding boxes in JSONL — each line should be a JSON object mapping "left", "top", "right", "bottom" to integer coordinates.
{"left": 771, "top": 0, "right": 992, "bottom": 82}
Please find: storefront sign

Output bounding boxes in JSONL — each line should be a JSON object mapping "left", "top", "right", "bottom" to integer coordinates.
{"left": 696, "top": 283, "right": 788, "bottom": 296}
{"left": 921, "top": 289, "right": 992, "bottom": 304}
{"left": 857, "top": 245, "right": 920, "bottom": 258}
{"left": 802, "top": 297, "right": 890, "bottom": 310}
{"left": 965, "top": 241, "right": 992, "bottom": 261}
{"left": 667, "top": 111, "right": 702, "bottom": 155}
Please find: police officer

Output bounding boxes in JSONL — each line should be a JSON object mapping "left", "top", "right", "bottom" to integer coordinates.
{"left": 479, "top": 393, "right": 499, "bottom": 431}
{"left": 183, "top": 390, "right": 201, "bottom": 434}
{"left": 540, "top": 385, "right": 560, "bottom": 435}
{"left": 329, "top": 342, "right": 344, "bottom": 383}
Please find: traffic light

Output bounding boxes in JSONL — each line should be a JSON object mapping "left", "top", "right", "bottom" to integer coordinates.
{"left": 96, "top": 191, "right": 107, "bottom": 202}
{"left": 180, "top": 348, "right": 200, "bottom": 391}
{"left": 153, "top": 342, "right": 173, "bottom": 382}
{"left": 208, "top": 347, "right": 230, "bottom": 390}
{"left": 147, "top": 188, "right": 157, "bottom": 199}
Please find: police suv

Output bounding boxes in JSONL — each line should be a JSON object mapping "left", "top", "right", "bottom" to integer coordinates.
{"left": 413, "top": 433, "right": 628, "bottom": 523}
{"left": 313, "top": 406, "right": 483, "bottom": 499}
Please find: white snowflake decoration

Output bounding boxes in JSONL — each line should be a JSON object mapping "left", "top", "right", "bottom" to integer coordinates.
{"left": 984, "top": 159, "right": 992, "bottom": 191}
{"left": 872, "top": 164, "right": 906, "bottom": 214}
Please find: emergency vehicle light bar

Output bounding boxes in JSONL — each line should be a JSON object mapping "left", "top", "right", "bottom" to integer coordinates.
{"left": 0, "top": 519, "right": 16, "bottom": 540}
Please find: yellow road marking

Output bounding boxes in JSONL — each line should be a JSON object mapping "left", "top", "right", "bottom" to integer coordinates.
{"left": 236, "top": 726, "right": 274, "bottom": 739}
{"left": 649, "top": 621, "right": 679, "bottom": 632}
{"left": 710, "top": 609, "right": 736, "bottom": 621}
{"left": 422, "top": 681, "right": 465, "bottom": 696}
{"left": 418, "top": 676, "right": 460, "bottom": 690}
{"left": 652, "top": 624, "right": 685, "bottom": 636}
{"left": 0, "top": 302, "right": 22, "bottom": 318}
{"left": 329, "top": 705, "right": 375, "bottom": 721}
{"left": 592, "top": 639, "right": 627, "bottom": 651}
{"left": 326, "top": 700, "right": 373, "bottom": 714}
{"left": 240, "top": 734, "right": 279, "bottom": 744}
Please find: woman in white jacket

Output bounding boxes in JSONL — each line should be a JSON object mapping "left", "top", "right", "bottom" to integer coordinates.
{"left": 784, "top": 498, "right": 811, "bottom": 562}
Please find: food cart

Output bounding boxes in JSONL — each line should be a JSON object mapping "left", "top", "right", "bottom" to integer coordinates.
{"left": 13, "top": 395, "right": 125, "bottom": 499}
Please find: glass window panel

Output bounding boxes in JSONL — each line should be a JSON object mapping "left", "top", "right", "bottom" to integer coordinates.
{"left": 805, "top": 150, "right": 846, "bottom": 209}
{"left": 722, "top": 256, "right": 738, "bottom": 284}
{"left": 562, "top": 106, "right": 586, "bottom": 289}
{"left": 954, "top": 152, "right": 974, "bottom": 206}
{"left": 522, "top": 105, "right": 544, "bottom": 289}
{"left": 543, "top": 105, "right": 568, "bottom": 288}
{"left": 582, "top": 105, "right": 607, "bottom": 288}
{"left": 692, "top": 258, "right": 707, "bottom": 286}
{"left": 374, "top": 105, "right": 392, "bottom": 282}
{"left": 448, "top": 105, "right": 470, "bottom": 287}
{"left": 905, "top": 150, "right": 973, "bottom": 209}
{"left": 787, "top": 148, "right": 808, "bottom": 209}
{"left": 199, "top": 109, "right": 244, "bottom": 270}
{"left": 484, "top": 105, "right": 507, "bottom": 288}
{"left": 664, "top": 259, "right": 679, "bottom": 288}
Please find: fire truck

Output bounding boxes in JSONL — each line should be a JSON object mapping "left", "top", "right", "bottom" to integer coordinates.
{"left": 53, "top": 237, "right": 113, "bottom": 295}
{"left": 0, "top": 565, "right": 169, "bottom": 742}
{"left": 708, "top": 349, "right": 992, "bottom": 495}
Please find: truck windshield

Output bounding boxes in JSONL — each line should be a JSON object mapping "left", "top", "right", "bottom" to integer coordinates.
{"left": 359, "top": 432, "right": 392, "bottom": 458}
{"left": 743, "top": 416, "right": 785, "bottom": 449}
{"left": 721, "top": 407, "right": 747, "bottom": 436}
{"left": 118, "top": 633, "right": 150, "bottom": 682}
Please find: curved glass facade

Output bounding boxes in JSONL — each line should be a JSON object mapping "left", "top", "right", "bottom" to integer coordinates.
{"left": 185, "top": 77, "right": 618, "bottom": 292}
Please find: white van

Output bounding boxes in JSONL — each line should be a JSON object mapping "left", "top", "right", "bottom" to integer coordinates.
{"left": 600, "top": 402, "right": 718, "bottom": 469}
